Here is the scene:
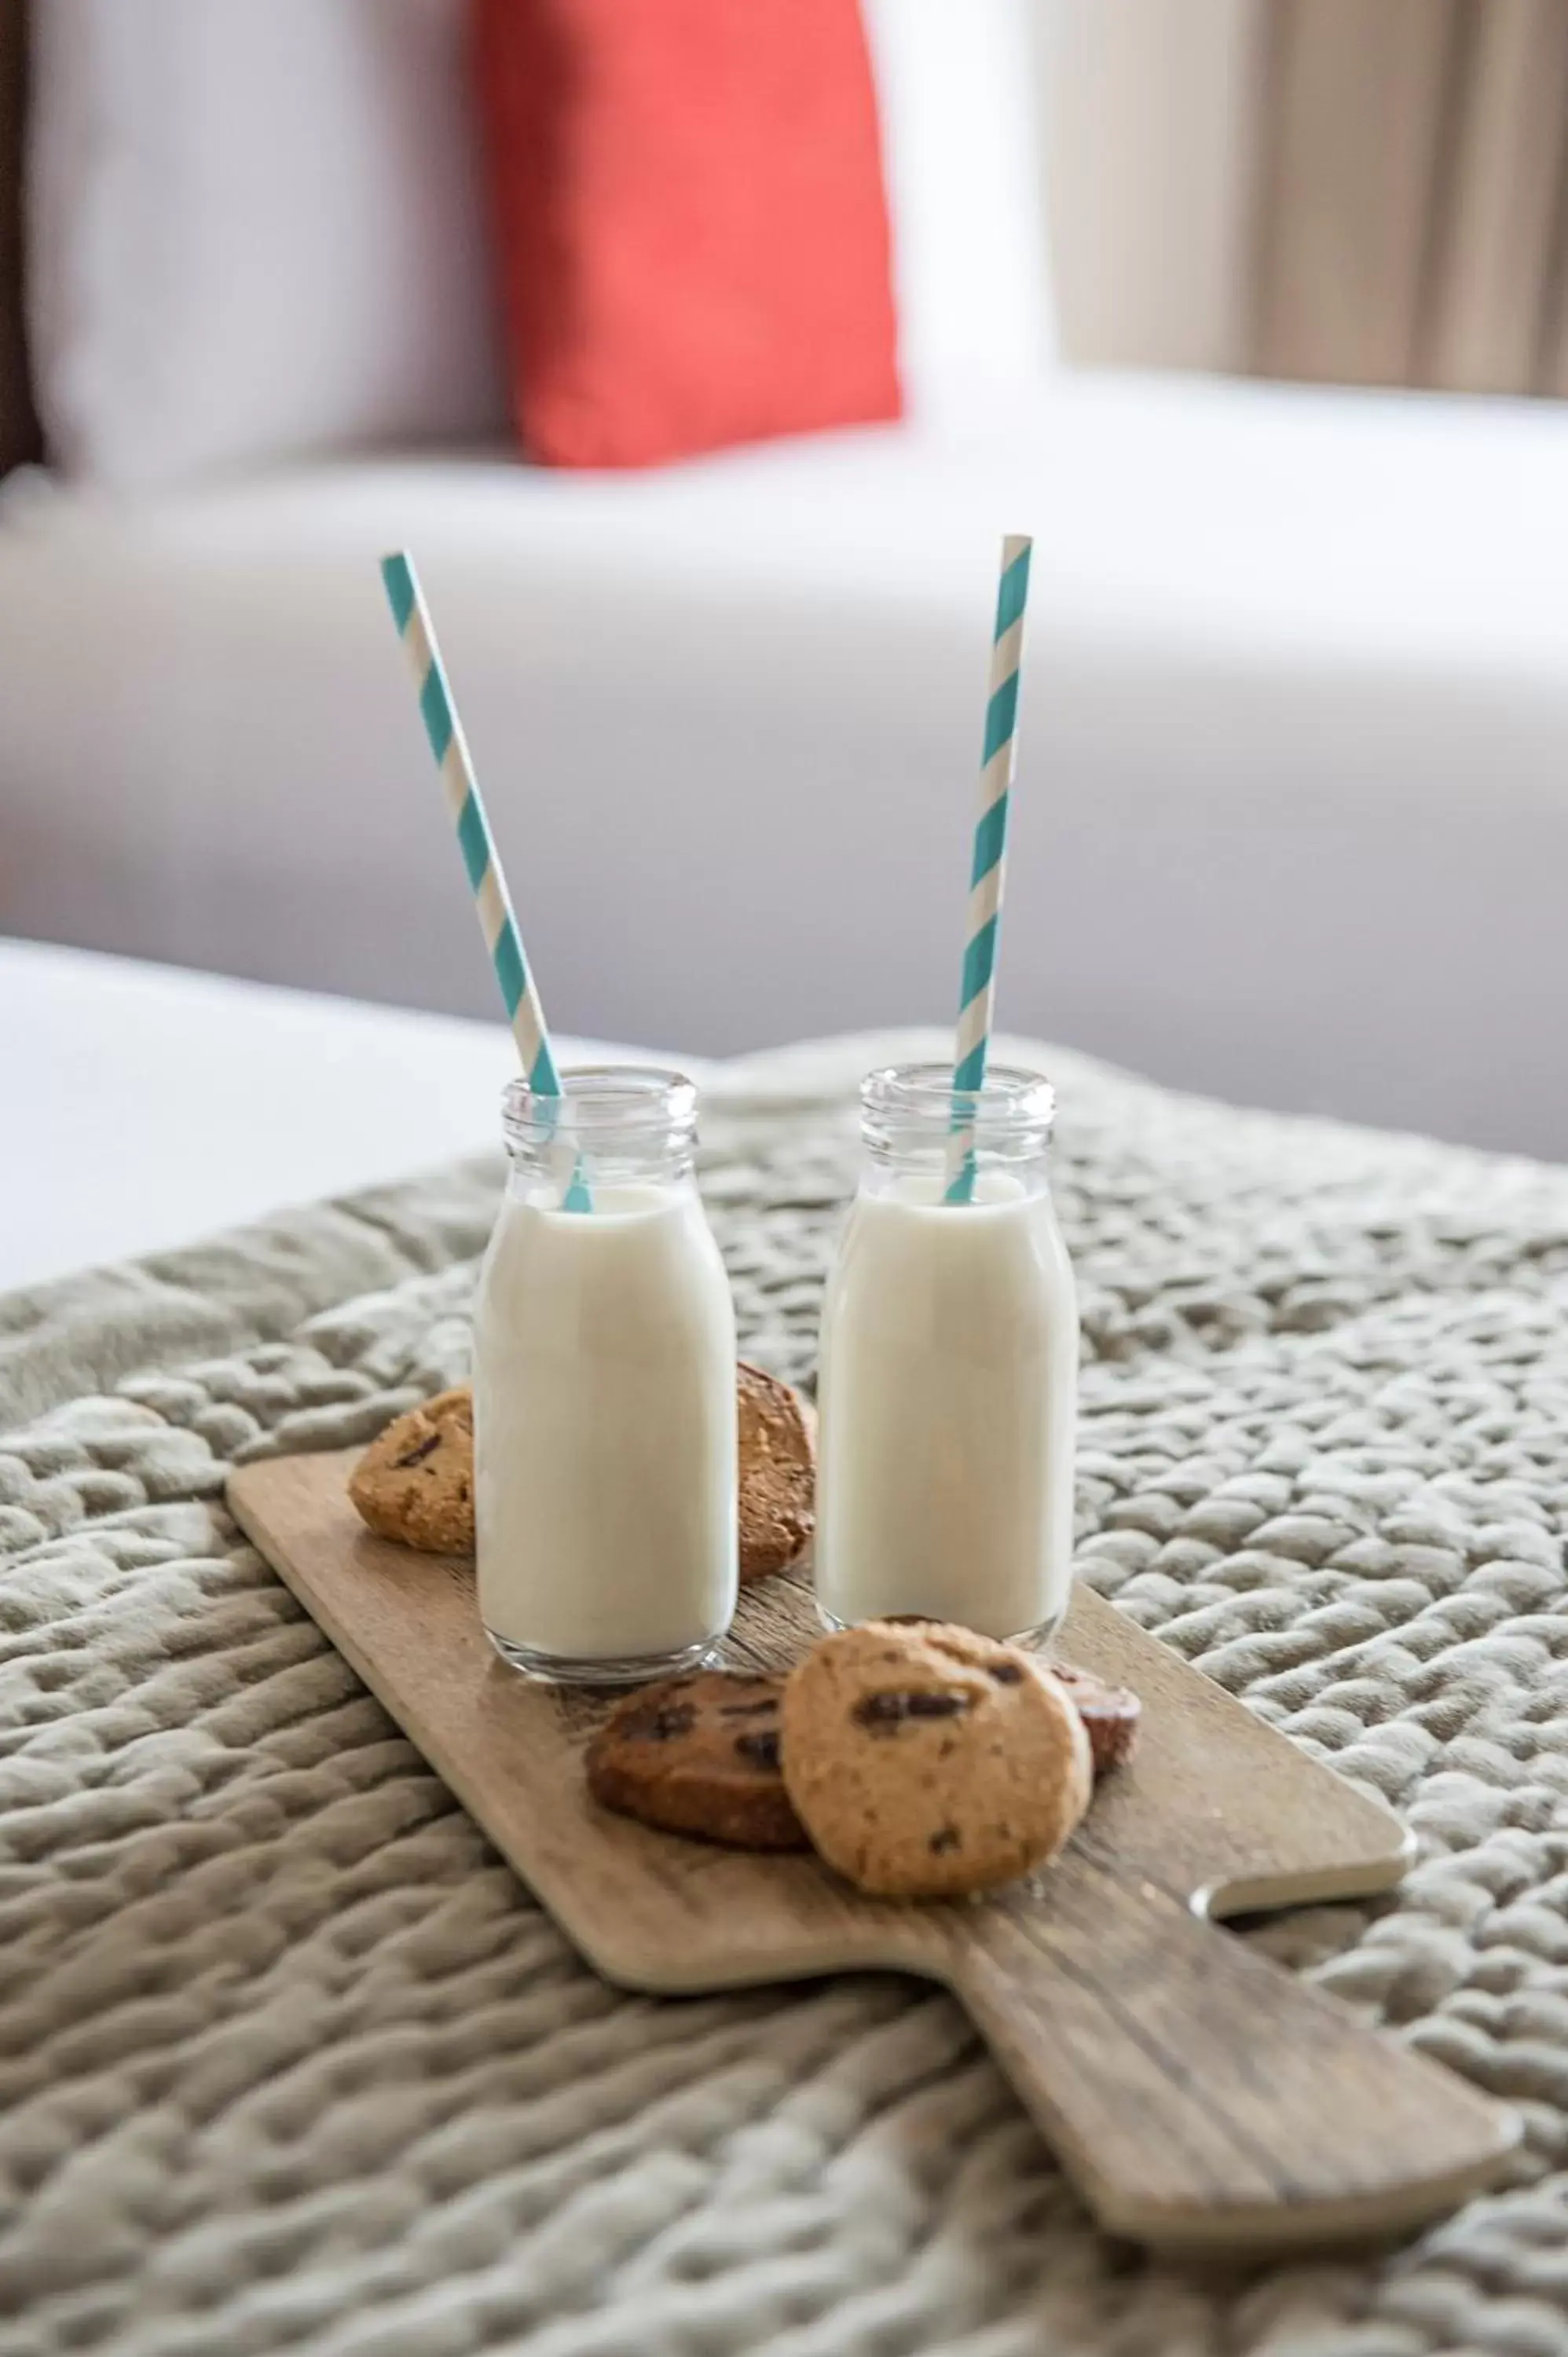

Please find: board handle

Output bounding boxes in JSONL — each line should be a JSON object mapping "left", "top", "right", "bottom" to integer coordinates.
{"left": 941, "top": 1837, "right": 1519, "bottom": 2253}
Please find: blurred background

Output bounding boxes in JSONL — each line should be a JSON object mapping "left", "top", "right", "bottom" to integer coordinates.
{"left": 3, "top": 0, "right": 1568, "bottom": 1241}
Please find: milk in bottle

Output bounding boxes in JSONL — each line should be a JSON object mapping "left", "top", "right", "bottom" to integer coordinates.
{"left": 815, "top": 1065, "right": 1076, "bottom": 1641}
{"left": 474, "top": 1069, "right": 738, "bottom": 1681}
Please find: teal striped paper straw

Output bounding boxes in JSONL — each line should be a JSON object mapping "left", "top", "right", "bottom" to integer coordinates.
{"left": 945, "top": 533, "right": 1032, "bottom": 1205}
{"left": 380, "top": 550, "right": 591, "bottom": 1212}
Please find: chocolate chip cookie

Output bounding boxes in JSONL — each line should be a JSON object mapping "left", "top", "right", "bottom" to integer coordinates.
{"left": 348, "top": 1387, "right": 475, "bottom": 1554}
{"left": 349, "top": 1366, "right": 815, "bottom": 1578}
{"left": 737, "top": 1362, "right": 815, "bottom": 1584}
{"left": 781, "top": 1622, "right": 1092, "bottom": 1898}
{"left": 1046, "top": 1663, "right": 1141, "bottom": 1775}
{"left": 586, "top": 1671, "right": 808, "bottom": 1851}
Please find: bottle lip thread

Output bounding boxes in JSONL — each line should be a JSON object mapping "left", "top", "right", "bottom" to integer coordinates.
{"left": 501, "top": 1065, "right": 698, "bottom": 1152}
{"left": 860, "top": 1061, "right": 1057, "bottom": 1147}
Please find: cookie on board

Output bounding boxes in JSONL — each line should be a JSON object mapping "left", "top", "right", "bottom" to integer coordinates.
{"left": 737, "top": 1362, "right": 815, "bottom": 1584}
{"left": 1046, "top": 1662, "right": 1141, "bottom": 1776}
{"left": 586, "top": 1671, "right": 808, "bottom": 1851}
{"left": 781, "top": 1621, "right": 1092, "bottom": 1898}
{"left": 348, "top": 1387, "right": 475, "bottom": 1554}
{"left": 349, "top": 1367, "right": 815, "bottom": 1579}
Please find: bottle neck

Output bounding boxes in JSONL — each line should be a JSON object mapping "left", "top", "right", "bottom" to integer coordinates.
{"left": 500, "top": 1065, "right": 699, "bottom": 1208}
{"left": 858, "top": 1140, "right": 1053, "bottom": 1204}
{"left": 855, "top": 1059, "right": 1057, "bottom": 1205}
{"left": 504, "top": 1135, "right": 696, "bottom": 1200}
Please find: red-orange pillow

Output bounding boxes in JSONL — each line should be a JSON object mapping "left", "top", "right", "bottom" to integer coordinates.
{"left": 471, "top": 0, "right": 902, "bottom": 469}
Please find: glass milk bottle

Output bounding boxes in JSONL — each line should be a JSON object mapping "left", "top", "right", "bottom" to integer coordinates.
{"left": 474, "top": 1069, "right": 738, "bottom": 1682}
{"left": 815, "top": 1064, "right": 1077, "bottom": 1644}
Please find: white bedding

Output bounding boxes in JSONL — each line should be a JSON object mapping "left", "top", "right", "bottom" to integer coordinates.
{"left": 6, "top": 1021, "right": 1568, "bottom": 2354}
{"left": 0, "top": 941, "right": 674, "bottom": 1289}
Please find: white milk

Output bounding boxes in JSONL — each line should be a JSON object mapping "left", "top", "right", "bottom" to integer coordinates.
{"left": 815, "top": 1171, "right": 1077, "bottom": 1640}
{"left": 474, "top": 1182, "right": 737, "bottom": 1674}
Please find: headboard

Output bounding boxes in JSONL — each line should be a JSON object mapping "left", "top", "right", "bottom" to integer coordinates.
{"left": 0, "top": 0, "right": 38, "bottom": 474}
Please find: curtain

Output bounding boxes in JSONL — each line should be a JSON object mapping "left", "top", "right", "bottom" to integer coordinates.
{"left": 0, "top": 0, "right": 38, "bottom": 471}
{"left": 1255, "top": 0, "right": 1568, "bottom": 396}
{"left": 1046, "top": 0, "right": 1568, "bottom": 398}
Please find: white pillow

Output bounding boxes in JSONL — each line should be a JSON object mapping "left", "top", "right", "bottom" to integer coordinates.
{"left": 27, "top": 0, "right": 507, "bottom": 489}
{"left": 862, "top": 0, "right": 1056, "bottom": 420}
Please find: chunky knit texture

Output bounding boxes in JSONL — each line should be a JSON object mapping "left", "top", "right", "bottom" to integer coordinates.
{"left": 5, "top": 1030, "right": 1568, "bottom": 2355}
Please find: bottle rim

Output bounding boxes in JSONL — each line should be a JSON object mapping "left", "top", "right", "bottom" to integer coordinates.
{"left": 860, "top": 1061, "right": 1057, "bottom": 1140}
{"left": 501, "top": 1065, "right": 698, "bottom": 1150}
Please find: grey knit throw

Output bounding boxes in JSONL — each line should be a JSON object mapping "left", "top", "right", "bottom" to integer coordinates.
{"left": 5, "top": 1028, "right": 1568, "bottom": 2357}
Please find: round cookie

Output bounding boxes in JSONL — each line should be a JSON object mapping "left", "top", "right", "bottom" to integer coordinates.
{"left": 781, "top": 1622, "right": 1092, "bottom": 1898}
{"left": 349, "top": 1387, "right": 475, "bottom": 1554}
{"left": 738, "top": 1362, "right": 816, "bottom": 1584}
{"left": 586, "top": 1671, "right": 808, "bottom": 1851}
{"left": 1046, "top": 1663, "right": 1141, "bottom": 1776}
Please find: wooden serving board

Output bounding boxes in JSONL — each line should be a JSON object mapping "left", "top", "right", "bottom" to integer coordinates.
{"left": 228, "top": 1450, "right": 1519, "bottom": 2255}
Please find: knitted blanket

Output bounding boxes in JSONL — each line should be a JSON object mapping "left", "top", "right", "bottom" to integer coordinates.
{"left": 5, "top": 1029, "right": 1568, "bottom": 2357}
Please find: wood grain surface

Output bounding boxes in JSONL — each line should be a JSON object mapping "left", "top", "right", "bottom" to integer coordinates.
{"left": 228, "top": 1450, "right": 1520, "bottom": 2253}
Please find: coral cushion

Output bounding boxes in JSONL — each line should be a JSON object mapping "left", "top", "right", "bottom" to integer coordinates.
{"left": 472, "top": 0, "right": 903, "bottom": 467}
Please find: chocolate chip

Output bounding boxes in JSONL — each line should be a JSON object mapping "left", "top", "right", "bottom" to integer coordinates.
{"left": 626, "top": 1701, "right": 697, "bottom": 1742}
{"left": 394, "top": 1431, "right": 442, "bottom": 1468}
{"left": 854, "top": 1689, "right": 970, "bottom": 1731}
{"left": 719, "top": 1699, "right": 779, "bottom": 1720}
{"left": 929, "top": 1825, "right": 962, "bottom": 1854}
{"left": 989, "top": 1660, "right": 1024, "bottom": 1684}
{"left": 734, "top": 1729, "right": 782, "bottom": 1771}
{"left": 910, "top": 1690, "right": 969, "bottom": 1716}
